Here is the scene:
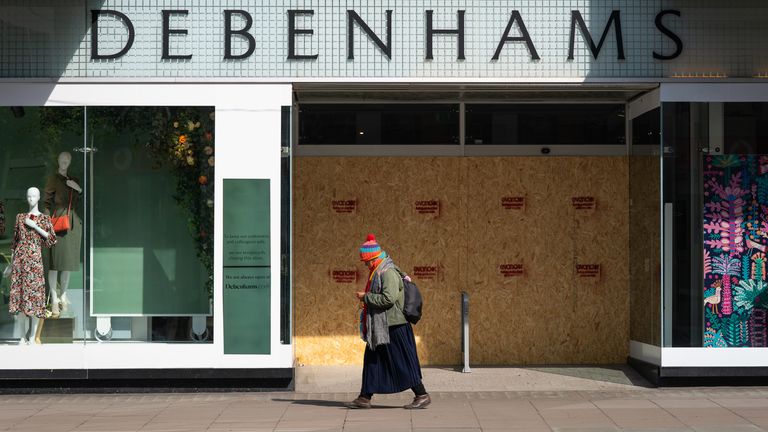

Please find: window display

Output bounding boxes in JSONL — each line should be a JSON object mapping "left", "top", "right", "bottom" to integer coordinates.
{"left": 89, "top": 107, "right": 214, "bottom": 321}
{"left": 702, "top": 103, "right": 768, "bottom": 348}
{"left": 0, "top": 105, "right": 215, "bottom": 345}
{"left": 664, "top": 102, "right": 768, "bottom": 348}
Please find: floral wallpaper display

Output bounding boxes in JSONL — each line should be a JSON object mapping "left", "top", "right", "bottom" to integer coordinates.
{"left": 703, "top": 155, "right": 768, "bottom": 348}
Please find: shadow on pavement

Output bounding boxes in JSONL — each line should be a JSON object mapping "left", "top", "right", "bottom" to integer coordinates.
{"left": 273, "top": 399, "right": 347, "bottom": 407}
{"left": 273, "top": 399, "right": 403, "bottom": 409}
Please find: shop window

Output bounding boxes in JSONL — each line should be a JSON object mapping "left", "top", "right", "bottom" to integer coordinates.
{"left": 0, "top": 107, "right": 85, "bottom": 345}
{"left": 298, "top": 104, "right": 460, "bottom": 145}
{"left": 724, "top": 103, "right": 768, "bottom": 154}
{"left": 698, "top": 102, "right": 768, "bottom": 348}
{"left": 629, "top": 106, "right": 662, "bottom": 347}
{"left": 88, "top": 107, "right": 214, "bottom": 343}
{"left": 0, "top": 106, "right": 215, "bottom": 345}
{"left": 465, "top": 104, "right": 625, "bottom": 145}
{"left": 632, "top": 107, "right": 660, "bottom": 146}
{"left": 662, "top": 102, "right": 703, "bottom": 347}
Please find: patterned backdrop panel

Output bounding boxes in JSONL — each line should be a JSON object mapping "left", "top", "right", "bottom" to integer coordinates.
{"left": 703, "top": 155, "right": 768, "bottom": 348}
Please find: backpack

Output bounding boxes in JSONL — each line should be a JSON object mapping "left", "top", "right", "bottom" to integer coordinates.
{"left": 395, "top": 268, "right": 423, "bottom": 324}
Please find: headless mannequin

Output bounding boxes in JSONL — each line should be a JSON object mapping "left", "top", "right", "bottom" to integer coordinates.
{"left": 48, "top": 152, "right": 82, "bottom": 316}
{"left": 17, "top": 187, "right": 52, "bottom": 344}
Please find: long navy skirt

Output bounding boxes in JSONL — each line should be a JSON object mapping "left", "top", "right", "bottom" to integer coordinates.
{"left": 361, "top": 323, "right": 423, "bottom": 394}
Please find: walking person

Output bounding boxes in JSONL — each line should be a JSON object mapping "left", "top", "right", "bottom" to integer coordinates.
{"left": 346, "top": 234, "right": 431, "bottom": 409}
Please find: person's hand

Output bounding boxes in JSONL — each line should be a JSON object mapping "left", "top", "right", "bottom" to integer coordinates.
{"left": 24, "top": 218, "right": 38, "bottom": 229}
{"left": 355, "top": 291, "right": 366, "bottom": 301}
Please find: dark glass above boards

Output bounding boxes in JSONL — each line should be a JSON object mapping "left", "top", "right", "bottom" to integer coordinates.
{"left": 299, "top": 104, "right": 460, "bottom": 145}
{"left": 465, "top": 104, "right": 625, "bottom": 145}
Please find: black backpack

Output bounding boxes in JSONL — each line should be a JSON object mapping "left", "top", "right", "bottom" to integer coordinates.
{"left": 395, "top": 268, "right": 423, "bottom": 324}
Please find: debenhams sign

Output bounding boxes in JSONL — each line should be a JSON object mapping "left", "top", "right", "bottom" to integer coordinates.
{"left": 90, "top": 8, "right": 684, "bottom": 62}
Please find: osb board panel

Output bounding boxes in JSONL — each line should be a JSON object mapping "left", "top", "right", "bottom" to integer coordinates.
{"left": 294, "top": 157, "right": 463, "bottom": 366}
{"left": 464, "top": 157, "right": 629, "bottom": 364}
{"left": 629, "top": 156, "right": 662, "bottom": 346}
{"left": 294, "top": 157, "right": 630, "bottom": 366}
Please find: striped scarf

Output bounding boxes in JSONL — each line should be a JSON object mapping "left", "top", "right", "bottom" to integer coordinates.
{"left": 359, "top": 253, "right": 394, "bottom": 349}
{"left": 361, "top": 256, "right": 383, "bottom": 337}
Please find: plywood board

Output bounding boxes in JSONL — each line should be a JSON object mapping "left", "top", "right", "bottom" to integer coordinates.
{"left": 294, "top": 157, "right": 463, "bottom": 366}
{"left": 294, "top": 156, "right": 631, "bottom": 365}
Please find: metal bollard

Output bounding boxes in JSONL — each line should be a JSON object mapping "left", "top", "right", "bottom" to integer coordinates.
{"left": 461, "top": 291, "right": 471, "bottom": 373}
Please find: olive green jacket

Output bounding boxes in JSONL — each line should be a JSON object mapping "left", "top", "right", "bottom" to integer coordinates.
{"left": 363, "top": 267, "right": 407, "bottom": 327}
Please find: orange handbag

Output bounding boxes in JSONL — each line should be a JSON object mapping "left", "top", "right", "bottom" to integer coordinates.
{"left": 50, "top": 191, "right": 72, "bottom": 233}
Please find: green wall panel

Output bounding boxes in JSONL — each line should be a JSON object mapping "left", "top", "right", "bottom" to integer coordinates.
{"left": 223, "top": 179, "right": 270, "bottom": 354}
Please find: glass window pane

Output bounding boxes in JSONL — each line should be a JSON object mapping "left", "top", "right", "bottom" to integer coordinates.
{"left": 629, "top": 108, "right": 661, "bottom": 347}
{"left": 88, "top": 106, "right": 214, "bottom": 343}
{"left": 664, "top": 102, "right": 768, "bottom": 348}
{"left": 465, "top": 104, "right": 626, "bottom": 145}
{"left": 724, "top": 103, "right": 768, "bottom": 154}
{"left": 299, "top": 104, "right": 460, "bottom": 144}
{"left": 0, "top": 106, "right": 86, "bottom": 345}
{"left": 662, "top": 102, "right": 706, "bottom": 347}
{"left": 698, "top": 102, "right": 768, "bottom": 348}
{"left": 632, "top": 107, "right": 660, "bottom": 146}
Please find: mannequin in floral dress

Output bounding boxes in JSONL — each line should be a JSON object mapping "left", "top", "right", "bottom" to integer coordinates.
{"left": 9, "top": 187, "right": 56, "bottom": 344}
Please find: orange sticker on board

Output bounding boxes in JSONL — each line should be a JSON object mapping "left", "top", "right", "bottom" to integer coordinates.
{"left": 414, "top": 200, "right": 440, "bottom": 215}
{"left": 575, "top": 264, "right": 601, "bottom": 280}
{"left": 501, "top": 196, "right": 525, "bottom": 211}
{"left": 412, "top": 265, "right": 439, "bottom": 280}
{"left": 499, "top": 263, "right": 524, "bottom": 277}
{"left": 571, "top": 196, "right": 596, "bottom": 210}
{"left": 330, "top": 269, "right": 359, "bottom": 284}
{"left": 332, "top": 199, "right": 357, "bottom": 214}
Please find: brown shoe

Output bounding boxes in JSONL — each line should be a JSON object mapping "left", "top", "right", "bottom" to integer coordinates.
{"left": 404, "top": 394, "right": 431, "bottom": 409}
{"left": 345, "top": 396, "right": 371, "bottom": 409}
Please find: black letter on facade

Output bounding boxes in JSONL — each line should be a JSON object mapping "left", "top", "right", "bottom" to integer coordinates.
{"left": 425, "top": 10, "right": 465, "bottom": 60}
{"left": 568, "top": 10, "right": 625, "bottom": 60}
{"left": 162, "top": 10, "right": 192, "bottom": 60}
{"left": 653, "top": 10, "right": 683, "bottom": 60}
{"left": 287, "top": 10, "right": 319, "bottom": 60}
{"left": 492, "top": 10, "right": 539, "bottom": 61}
{"left": 224, "top": 10, "right": 256, "bottom": 60}
{"left": 91, "top": 10, "right": 135, "bottom": 60}
{"left": 347, "top": 10, "right": 392, "bottom": 60}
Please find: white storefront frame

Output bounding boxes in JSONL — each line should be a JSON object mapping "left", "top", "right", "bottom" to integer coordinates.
{"left": 0, "top": 83, "right": 293, "bottom": 370}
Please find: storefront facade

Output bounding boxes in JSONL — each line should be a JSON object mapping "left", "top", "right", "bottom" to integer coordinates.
{"left": 0, "top": 1, "right": 767, "bottom": 387}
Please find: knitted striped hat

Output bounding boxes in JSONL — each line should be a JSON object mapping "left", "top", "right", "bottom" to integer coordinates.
{"left": 359, "top": 234, "right": 383, "bottom": 262}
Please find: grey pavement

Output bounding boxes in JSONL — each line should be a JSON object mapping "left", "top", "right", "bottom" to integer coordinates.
{"left": 3, "top": 367, "right": 768, "bottom": 431}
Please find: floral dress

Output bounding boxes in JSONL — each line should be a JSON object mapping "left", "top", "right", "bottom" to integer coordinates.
{"left": 9, "top": 213, "right": 56, "bottom": 317}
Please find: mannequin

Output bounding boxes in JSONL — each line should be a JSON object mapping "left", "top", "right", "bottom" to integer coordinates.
{"left": 44, "top": 151, "right": 82, "bottom": 317}
{"left": 9, "top": 187, "right": 56, "bottom": 344}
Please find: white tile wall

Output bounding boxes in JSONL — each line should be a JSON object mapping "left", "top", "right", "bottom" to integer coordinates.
{"left": 0, "top": 0, "right": 765, "bottom": 79}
